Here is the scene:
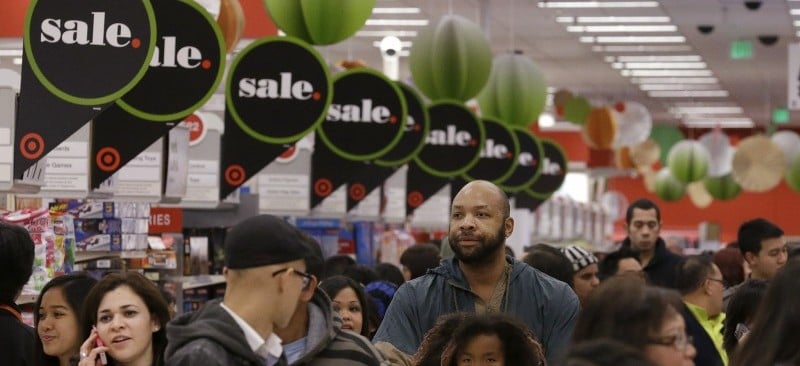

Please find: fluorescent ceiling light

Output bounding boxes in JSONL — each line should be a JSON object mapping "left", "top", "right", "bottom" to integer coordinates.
{"left": 365, "top": 19, "right": 429, "bottom": 26}
{"left": 683, "top": 118, "right": 754, "bottom": 128}
{"left": 791, "top": 9, "right": 800, "bottom": 15}
{"left": 13, "top": 57, "right": 22, "bottom": 65}
{"left": 538, "top": 1, "right": 659, "bottom": 8}
{"left": 626, "top": 69, "right": 713, "bottom": 77}
{"left": 355, "top": 30, "right": 418, "bottom": 37}
{"left": 616, "top": 55, "right": 701, "bottom": 62}
{"left": 624, "top": 61, "right": 707, "bottom": 69}
{"left": 612, "top": 62, "right": 624, "bottom": 69}
{"left": 631, "top": 77, "right": 719, "bottom": 84}
{"left": 639, "top": 84, "right": 721, "bottom": 91}
{"left": 592, "top": 45, "right": 692, "bottom": 52}
{"left": 794, "top": 20, "right": 800, "bottom": 27}
{"left": 372, "top": 7, "right": 421, "bottom": 14}
{"left": 0, "top": 50, "right": 23, "bottom": 56}
{"left": 594, "top": 36, "right": 686, "bottom": 43}
{"left": 372, "top": 41, "right": 413, "bottom": 48}
{"left": 574, "top": 16, "right": 670, "bottom": 23}
{"left": 649, "top": 90, "right": 729, "bottom": 97}
{"left": 556, "top": 16, "right": 575, "bottom": 23}
{"left": 670, "top": 106, "right": 744, "bottom": 114}
{"left": 567, "top": 25, "right": 677, "bottom": 32}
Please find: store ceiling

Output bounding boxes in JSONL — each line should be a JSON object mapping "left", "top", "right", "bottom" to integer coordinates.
{"left": 1, "top": 0, "right": 797, "bottom": 128}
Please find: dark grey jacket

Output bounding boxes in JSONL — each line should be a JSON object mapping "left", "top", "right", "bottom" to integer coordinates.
{"left": 164, "top": 298, "right": 287, "bottom": 366}
{"left": 372, "top": 256, "right": 579, "bottom": 365}
{"left": 291, "top": 290, "right": 385, "bottom": 366}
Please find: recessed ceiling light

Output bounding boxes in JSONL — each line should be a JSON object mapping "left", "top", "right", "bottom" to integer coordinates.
{"left": 628, "top": 69, "right": 713, "bottom": 77}
{"left": 616, "top": 55, "right": 702, "bottom": 62}
{"left": 639, "top": 84, "right": 721, "bottom": 91}
{"left": 365, "top": 19, "right": 429, "bottom": 26}
{"left": 592, "top": 45, "right": 693, "bottom": 52}
{"left": 567, "top": 25, "right": 677, "bottom": 32}
{"left": 575, "top": 16, "right": 670, "bottom": 23}
{"left": 594, "top": 36, "right": 686, "bottom": 43}
{"left": 372, "top": 7, "right": 421, "bottom": 14}
{"left": 649, "top": 90, "right": 729, "bottom": 97}
{"left": 538, "top": 1, "right": 659, "bottom": 8}
{"left": 624, "top": 61, "right": 707, "bottom": 69}
{"left": 631, "top": 77, "right": 719, "bottom": 84}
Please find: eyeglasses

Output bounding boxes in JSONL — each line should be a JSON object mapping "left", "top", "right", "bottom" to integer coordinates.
{"left": 706, "top": 277, "right": 725, "bottom": 286}
{"left": 272, "top": 267, "right": 314, "bottom": 290}
{"left": 647, "top": 333, "right": 693, "bottom": 352}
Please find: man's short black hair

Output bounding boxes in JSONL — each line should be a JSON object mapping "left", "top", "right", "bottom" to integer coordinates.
{"left": 0, "top": 222, "right": 35, "bottom": 304}
{"left": 400, "top": 243, "right": 441, "bottom": 281}
{"left": 523, "top": 243, "right": 574, "bottom": 288}
{"left": 737, "top": 218, "right": 784, "bottom": 257}
{"left": 625, "top": 198, "right": 661, "bottom": 225}
{"left": 598, "top": 247, "right": 640, "bottom": 281}
{"left": 675, "top": 255, "right": 715, "bottom": 295}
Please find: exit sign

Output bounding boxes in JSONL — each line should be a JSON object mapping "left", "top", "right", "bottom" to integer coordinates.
{"left": 731, "top": 40, "right": 753, "bottom": 59}
{"left": 773, "top": 108, "right": 790, "bottom": 124}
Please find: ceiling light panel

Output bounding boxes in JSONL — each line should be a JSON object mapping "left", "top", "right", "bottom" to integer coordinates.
{"left": 575, "top": 16, "right": 671, "bottom": 23}
{"left": 639, "top": 84, "right": 721, "bottom": 91}
{"left": 683, "top": 118, "right": 754, "bottom": 128}
{"left": 372, "top": 7, "right": 421, "bottom": 14}
{"left": 649, "top": 90, "right": 729, "bottom": 97}
{"left": 594, "top": 36, "right": 686, "bottom": 43}
{"left": 616, "top": 55, "right": 702, "bottom": 62}
{"left": 670, "top": 106, "right": 744, "bottom": 114}
{"left": 566, "top": 25, "right": 678, "bottom": 32}
{"left": 355, "top": 30, "right": 418, "bottom": 37}
{"left": 631, "top": 77, "right": 719, "bottom": 84}
{"left": 538, "top": 1, "right": 660, "bottom": 8}
{"left": 592, "top": 45, "right": 693, "bottom": 52}
{"left": 365, "top": 19, "right": 429, "bottom": 26}
{"left": 626, "top": 70, "right": 713, "bottom": 76}
{"left": 623, "top": 61, "right": 707, "bottom": 69}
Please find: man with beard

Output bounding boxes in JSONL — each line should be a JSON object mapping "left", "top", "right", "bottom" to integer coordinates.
{"left": 372, "top": 180, "right": 579, "bottom": 365}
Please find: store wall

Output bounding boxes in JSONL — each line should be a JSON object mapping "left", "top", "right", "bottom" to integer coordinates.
{"left": 608, "top": 175, "right": 800, "bottom": 243}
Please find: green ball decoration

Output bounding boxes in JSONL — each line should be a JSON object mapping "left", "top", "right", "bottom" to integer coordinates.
{"left": 563, "top": 96, "right": 591, "bottom": 125}
{"left": 409, "top": 15, "right": 493, "bottom": 102}
{"left": 703, "top": 174, "right": 742, "bottom": 201}
{"left": 264, "top": 0, "right": 376, "bottom": 45}
{"left": 785, "top": 153, "right": 800, "bottom": 192}
{"left": 654, "top": 168, "right": 686, "bottom": 202}
{"left": 651, "top": 124, "right": 685, "bottom": 165}
{"left": 667, "top": 140, "right": 710, "bottom": 183}
{"left": 477, "top": 53, "right": 547, "bottom": 127}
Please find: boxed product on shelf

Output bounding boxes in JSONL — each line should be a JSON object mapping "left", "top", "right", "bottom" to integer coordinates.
{"left": 63, "top": 201, "right": 116, "bottom": 219}
{"left": 74, "top": 218, "right": 122, "bottom": 251}
{"left": 1, "top": 208, "right": 54, "bottom": 291}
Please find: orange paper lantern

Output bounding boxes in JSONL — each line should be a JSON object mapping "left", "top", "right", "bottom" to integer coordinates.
{"left": 218, "top": 0, "right": 245, "bottom": 53}
{"left": 582, "top": 107, "right": 618, "bottom": 150}
{"left": 615, "top": 147, "right": 635, "bottom": 169}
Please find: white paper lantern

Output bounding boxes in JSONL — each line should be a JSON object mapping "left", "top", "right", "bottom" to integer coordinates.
{"left": 612, "top": 101, "right": 653, "bottom": 148}
{"left": 771, "top": 131, "right": 800, "bottom": 168}
{"left": 698, "top": 130, "right": 734, "bottom": 177}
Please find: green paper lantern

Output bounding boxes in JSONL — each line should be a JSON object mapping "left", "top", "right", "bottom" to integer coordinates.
{"left": 704, "top": 174, "right": 742, "bottom": 200}
{"left": 264, "top": 0, "right": 376, "bottom": 45}
{"left": 476, "top": 54, "right": 547, "bottom": 127}
{"left": 563, "top": 96, "right": 591, "bottom": 125}
{"left": 409, "top": 15, "right": 492, "bottom": 102}
{"left": 785, "top": 153, "right": 800, "bottom": 192}
{"left": 651, "top": 124, "right": 685, "bottom": 165}
{"left": 654, "top": 168, "right": 686, "bottom": 202}
{"left": 667, "top": 140, "right": 710, "bottom": 183}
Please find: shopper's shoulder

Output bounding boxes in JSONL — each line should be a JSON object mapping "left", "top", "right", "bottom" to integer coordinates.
{"left": 323, "top": 330, "right": 383, "bottom": 365}
{"left": 167, "top": 337, "right": 233, "bottom": 365}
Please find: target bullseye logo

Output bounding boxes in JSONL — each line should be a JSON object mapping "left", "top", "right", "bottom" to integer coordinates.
{"left": 95, "top": 147, "right": 121, "bottom": 172}
{"left": 19, "top": 133, "right": 45, "bottom": 160}
{"left": 314, "top": 178, "right": 333, "bottom": 197}
{"left": 349, "top": 183, "right": 366, "bottom": 201}
{"left": 224, "top": 165, "right": 246, "bottom": 186}
{"left": 407, "top": 191, "right": 424, "bottom": 208}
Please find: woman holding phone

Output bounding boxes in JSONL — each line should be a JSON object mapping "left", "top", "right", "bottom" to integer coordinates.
{"left": 77, "top": 272, "right": 170, "bottom": 366}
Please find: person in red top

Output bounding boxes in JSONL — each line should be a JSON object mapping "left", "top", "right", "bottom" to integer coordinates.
{"left": 0, "top": 221, "right": 36, "bottom": 365}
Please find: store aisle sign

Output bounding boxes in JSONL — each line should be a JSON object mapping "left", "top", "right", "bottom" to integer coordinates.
{"left": 528, "top": 139, "right": 568, "bottom": 199}
{"left": 24, "top": 0, "right": 156, "bottom": 105}
{"left": 116, "top": 0, "right": 225, "bottom": 122}
{"left": 375, "top": 82, "right": 430, "bottom": 167}
{"left": 414, "top": 102, "right": 485, "bottom": 177}
{"left": 498, "top": 127, "right": 544, "bottom": 193}
{"left": 148, "top": 207, "right": 182, "bottom": 234}
{"left": 317, "top": 69, "right": 406, "bottom": 161}
{"left": 463, "top": 117, "right": 520, "bottom": 183}
{"left": 226, "top": 37, "right": 332, "bottom": 144}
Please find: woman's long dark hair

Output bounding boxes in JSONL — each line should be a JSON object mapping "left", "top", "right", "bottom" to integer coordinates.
{"left": 732, "top": 258, "right": 800, "bottom": 366}
{"left": 319, "top": 275, "right": 372, "bottom": 338}
{"left": 440, "top": 313, "right": 546, "bottom": 366}
{"left": 81, "top": 272, "right": 170, "bottom": 366}
{"left": 722, "top": 279, "right": 767, "bottom": 358}
{"left": 34, "top": 273, "right": 97, "bottom": 366}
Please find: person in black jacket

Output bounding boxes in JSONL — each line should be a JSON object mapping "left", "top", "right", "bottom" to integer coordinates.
{"left": 165, "top": 215, "right": 314, "bottom": 366}
{"left": 0, "top": 221, "right": 36, "bottom": 366}
{"left": 620, "top": 198, "right": 682, "bottom": 288}
{"left": 675, "top": 255, "right": 727, "bottom": 366}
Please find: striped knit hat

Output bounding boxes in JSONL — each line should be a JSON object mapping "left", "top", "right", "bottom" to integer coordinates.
{"left": 562, "top": 245, "right": 599, "bottom": 272}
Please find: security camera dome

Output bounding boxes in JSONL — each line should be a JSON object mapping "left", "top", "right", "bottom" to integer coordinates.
{"left": 380, "top": 36, "right": 402, "bottom": 57}
{"left": 744, "top": 1, "right": 762, "bottom": 10}
{"left": 758, "top": 35, "right": 779, "bottom": 46}
{"left": 697, "top": 25, "right": 714, "bottom": 35}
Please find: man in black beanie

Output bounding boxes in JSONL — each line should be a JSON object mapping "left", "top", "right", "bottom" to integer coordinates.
{"left": 166, "top": 215, "right": 314, "bottom": 366}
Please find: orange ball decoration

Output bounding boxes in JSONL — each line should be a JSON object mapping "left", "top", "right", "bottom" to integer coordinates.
{"left": 218, "top": 0, "right": 245, "bottom": 53}
{"left": 582, "top": 107, "right": 618, "bottom": 150}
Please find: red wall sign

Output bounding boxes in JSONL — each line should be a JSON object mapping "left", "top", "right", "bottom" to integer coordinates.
{"left": 148, "top": 207, "right": 183, "bottom": 234}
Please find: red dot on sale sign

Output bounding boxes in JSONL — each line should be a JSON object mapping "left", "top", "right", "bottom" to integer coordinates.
{"left": 181, "top": 114, "right": 206, "bottom": 145}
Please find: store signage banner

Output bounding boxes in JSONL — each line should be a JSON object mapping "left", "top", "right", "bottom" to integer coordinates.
{"left": 220, "top": 37, "right": 332, "bottom": 198}
{"left": 498, "top": 127, "right": 544, "bottom": 193}
{"left": 527, "top": 139, "right": 569, "bottom": 198}
{"left": 183, "top": 112, "right": 224, "bottom": 206}
{"left": 414, "top": 102, "right": 485, "bottom": 178}
{"left": 463, "top": 118, "right": 520, "bottom": 183}
{"left": 309, "top": 136, "right": 362, "bottom": 209}
{"left": 91, "top": 0, "right": 225, "bottom": 189}
{"left": 15, "top": 0, "right": 156, "bottom": 178}
{"left": 375, "top": 82, "right": 430, "bottom": 167}
{"left": 405, "top": 161, "right": 450, "bottom": 216}
{"left": 346, "top": 164, "right": 397, "bottom": 212}
{"left": 256, "top": 136, "right": 313, "bottom": 214}
{"left": 317, "top": 69, "right": 406, "bottom": 161}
